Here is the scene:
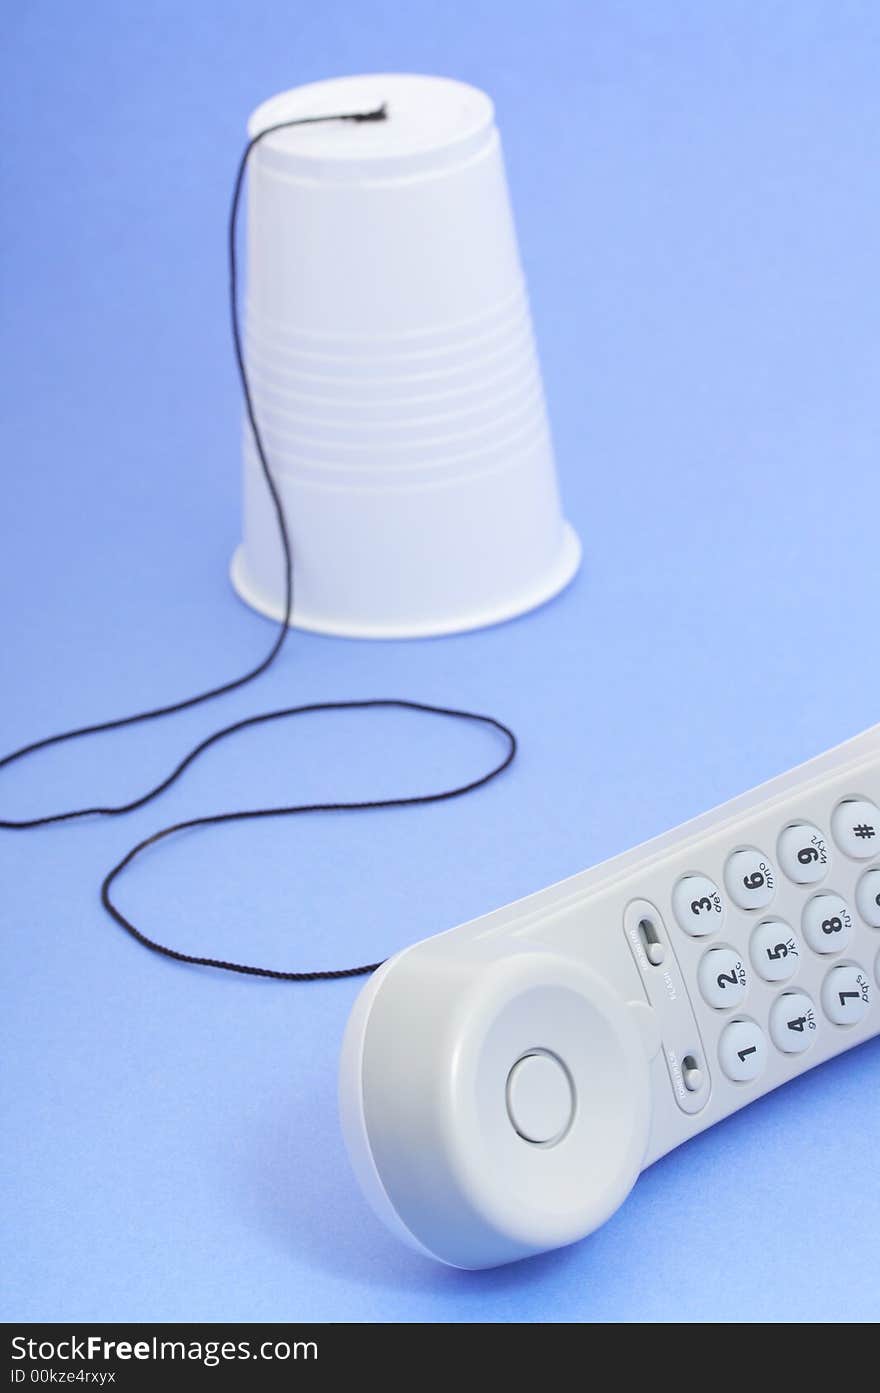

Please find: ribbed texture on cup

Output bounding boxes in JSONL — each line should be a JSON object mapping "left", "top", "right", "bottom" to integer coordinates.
{"left": 235, "top": 75, "right": 579, "bottom": 637}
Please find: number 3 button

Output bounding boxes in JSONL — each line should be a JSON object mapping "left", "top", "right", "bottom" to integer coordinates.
{"left": 724, "top": 847, "right": 776, "bottom": 910}
{"left": 672, "top": 874, "right": 725, "bottom": 937}
{"left": 698, "top": 946, "right": 749, "bottom": 1008}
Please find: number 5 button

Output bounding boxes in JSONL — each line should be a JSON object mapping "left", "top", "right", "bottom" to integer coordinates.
{"left": 672, "top": 874, "right": 725, "bottom": 937}
{"left": 750, "top": 920, "right": 800, "bottom": 983}
{"left": 719, "top": 1020, "right": 767, "bottom": 1082}
{"left": 724, "top": 847, "right": 776, "bottom": 910}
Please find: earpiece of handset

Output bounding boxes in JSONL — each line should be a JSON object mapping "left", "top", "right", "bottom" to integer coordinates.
{"left": 339, "top": 947, "right": 653, "bottom": 1269}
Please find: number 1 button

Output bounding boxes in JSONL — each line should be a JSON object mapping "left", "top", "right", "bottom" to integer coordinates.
{"left": 719, "top": 1020, "right": 767, "bottom": 1082}
{"left": 724, "top": 848, "right": 776, "bottom": 911}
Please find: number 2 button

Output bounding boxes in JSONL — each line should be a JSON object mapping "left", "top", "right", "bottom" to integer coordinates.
{"left": 724, "top": 847, "right": 776, "bottom": 911}
{"left": 698, "top": 946, "right": 749, "bottom": 1008}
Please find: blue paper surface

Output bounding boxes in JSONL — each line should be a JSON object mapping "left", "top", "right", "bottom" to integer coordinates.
{"left": 1, "top": 0, "right": 878, "bottom": 1322}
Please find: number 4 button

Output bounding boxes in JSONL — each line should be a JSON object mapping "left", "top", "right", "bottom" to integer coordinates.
{"left": 770, "top": 991, "right": 817, "bottom": 1054}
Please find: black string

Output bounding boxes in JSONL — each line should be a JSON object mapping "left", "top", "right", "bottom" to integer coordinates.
{"left": 0, "top": 105, "right": 518, "bottom": 981}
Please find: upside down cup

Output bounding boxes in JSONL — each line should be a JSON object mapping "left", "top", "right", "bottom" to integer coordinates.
{"left": 231, "top": 73, "right": 580, "bottom": 638}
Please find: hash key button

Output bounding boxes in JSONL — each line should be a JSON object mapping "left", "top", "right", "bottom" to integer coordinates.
{"left": 832, "top": 799, "right": 880, "bottom": 860}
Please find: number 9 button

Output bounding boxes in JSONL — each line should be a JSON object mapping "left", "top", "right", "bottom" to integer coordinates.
{"left": 777, "top": 821, "right": 829, "bottom": 884}
{"left": 724, "top": 847, "right": 776, "bottom": 910}
{"left": 672, "top": 874, "right": 725, "bottom": 937}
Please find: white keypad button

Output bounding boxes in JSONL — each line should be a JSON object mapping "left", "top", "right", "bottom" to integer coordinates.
{"left": 698, "top": 946, "right": 748, "bottom": 1009}
{"left": 777, "top": 822, "right": 830, "bottom": 884}
{"left": 724, "top": 848, "right": 776, "bottom": 911}
{"left": 750, "top": 920, "right": 801, "bottom": 983}
{"left": 769, "top": 991, "right": 817, "bottom": 1054}
{"left": 802, "top": 892, "right": 852, "bottom": 954}
{"left": 672, "top": 874, "right": 725, "bottom": 937}
{"left": 718, "top": 1020, "right": 767, "bottom": 1082}
{"left": 831, "top": 798, "right": 880, "bottom": 860}
{"left": 822, "top": 964, "right": 872, "bottom": 1026}
{"left": 856, "top": 869, "right": 880, "bottom": 928}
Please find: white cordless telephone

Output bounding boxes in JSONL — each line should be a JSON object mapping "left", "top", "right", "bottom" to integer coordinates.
{"left": 339, "top": 724, "right": 880, "bottom": 1268}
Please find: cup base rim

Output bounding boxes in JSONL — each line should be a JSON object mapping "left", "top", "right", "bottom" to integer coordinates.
{"left": 229, "top": 523, "right": 581, "bottom": 640}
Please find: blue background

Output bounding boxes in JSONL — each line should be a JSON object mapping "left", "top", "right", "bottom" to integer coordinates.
{"left": 2, "top": 0, "right": 878, "bottom": 1323}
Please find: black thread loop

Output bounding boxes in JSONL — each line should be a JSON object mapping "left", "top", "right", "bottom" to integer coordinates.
{"left": 0, "top": 106, "right": 518, "bottom": 980}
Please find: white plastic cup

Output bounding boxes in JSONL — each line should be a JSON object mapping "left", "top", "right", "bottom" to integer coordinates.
{"left": 232, "top": 74, "right": 580, "bottom": 638}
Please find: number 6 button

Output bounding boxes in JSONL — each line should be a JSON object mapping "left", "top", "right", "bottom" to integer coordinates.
{"left": 724, "top": 847, "right": 776, "bottom": 911}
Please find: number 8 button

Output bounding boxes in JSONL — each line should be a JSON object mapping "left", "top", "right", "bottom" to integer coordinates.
{"left": 724, "top": 847, "right": 776, "bottom": 911}
{"left": 802, "top": 893, "right": 852, "bottom": 954}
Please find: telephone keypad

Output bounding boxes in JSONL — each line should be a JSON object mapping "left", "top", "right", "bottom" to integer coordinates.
{"left": 658, "top": 794, "right": 876, "bottom": 1102}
